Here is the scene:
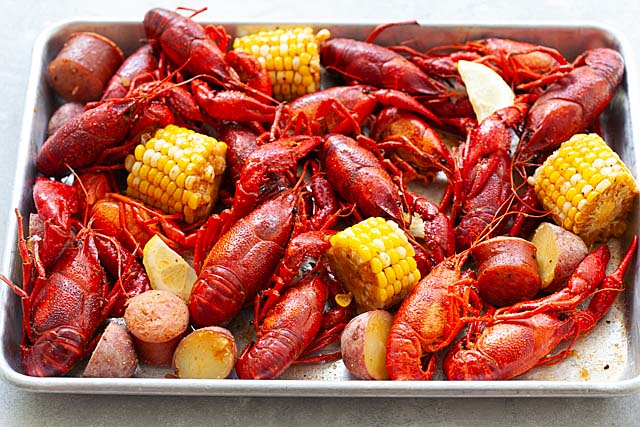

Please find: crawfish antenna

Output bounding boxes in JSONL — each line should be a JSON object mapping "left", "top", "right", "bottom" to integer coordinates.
{"left": 366, "top": 21, "right": 419, "bottom": 44}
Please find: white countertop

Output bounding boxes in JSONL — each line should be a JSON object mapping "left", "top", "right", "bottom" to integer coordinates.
{"left": 2, "top": 0, "right": 640, "bottom": 425}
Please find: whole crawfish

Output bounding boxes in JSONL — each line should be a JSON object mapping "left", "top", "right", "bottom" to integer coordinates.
{"left": 1, "top": 179, "right": 149, "bottom": 376}
{"left": 235, "top": 272, "right": 334, "bottom": 380}
{"left": 320, "top": 38, "right": 448, "bottom": 97}
{"left": 444, "top": 237, "right": 637, "bottom": 380}
{"left": 37, "top": 86, "right": 175, "bottom": 177}
{"left": 519, "top": 48, "right": 624, "bottom": 160}
{"left": 143, "top": 7, "right": 273, "bottom": 102}
{"left": 235, "top": 175, "right": 347, "bottom": 379}
{"left": 385, "top": 251, "right": 480, "bottom": 380}
{"left": 454, "top": 102, "right": 529, "bottom": 250}
{"left": 280, "top": 85, "right": 439, "bottom": 137}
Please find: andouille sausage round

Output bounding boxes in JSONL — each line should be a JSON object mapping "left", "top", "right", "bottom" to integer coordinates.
{"left": 48, "top": 32, "right": 124, "bottom": 102}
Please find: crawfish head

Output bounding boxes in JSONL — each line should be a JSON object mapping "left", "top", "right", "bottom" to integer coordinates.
{"left": 189, "top": 191, "right": 298, "bottom": 327}
{"left": 321, "top": 133, "right": 404, "bottom": 223}
{"left": 231, "top": 135, "right": 321, "bottom": 221}
{"left": 320, "top": 38, "right": 446, "bottom": 97}
{"left": 143, "top": 8, "right": 238, "bottom": 85}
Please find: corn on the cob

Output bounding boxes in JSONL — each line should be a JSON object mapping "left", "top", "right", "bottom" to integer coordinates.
{"left": 232, "top": 27, "right": 331, "bottom": 101}
{"left": 528, "top": 133, "right": 639, "bottom": 245}
{"left": 326, "top": 217, "right": 421, "bottom": 312}
{"left": 124, "top": 125, "right": 227, "bottom": 225}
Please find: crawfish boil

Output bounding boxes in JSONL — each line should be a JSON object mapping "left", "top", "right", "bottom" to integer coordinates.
{"left": 2, "top": 7, "right": 638, "bottom": 383}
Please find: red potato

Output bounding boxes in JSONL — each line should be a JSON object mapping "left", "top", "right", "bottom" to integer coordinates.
{"left": 82, "top": 322, "right": 138, "bottom": 378}
{"left": 47, "top": 102, "right": 85, "bottom": 136}
{"left": 172, "top": 326, "right": 237, "bottom": 379}
{"left": 341, "top": 310, "right": 394, "bottom": 380}
{"left": 124, "top": 290, "right": 189, "bottom": 366}
{"left": 48, "top": 32, "right": 124, "bottom": 102}
{"left": 471, "top": 236, "right": 542, "bottom": 307}
{"left": 531, "top": 222, "right": 589, "bottom": 293}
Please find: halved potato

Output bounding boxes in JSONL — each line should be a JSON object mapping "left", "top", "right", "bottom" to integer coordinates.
{"left": 82, "top": 322, "right": 138, "bottom": 378}
{"left": 341, "top": 310, "right": 394, "bottom": 380}
{"left": 531, "top": 222, "right": 589, "bottom": 292}
{"left": 173, "top": 326, "right": 237, "bottom": 379}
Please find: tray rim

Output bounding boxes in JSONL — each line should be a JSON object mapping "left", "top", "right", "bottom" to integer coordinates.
{"left": 1, "top": 16, "right": 639, "bottom": 397}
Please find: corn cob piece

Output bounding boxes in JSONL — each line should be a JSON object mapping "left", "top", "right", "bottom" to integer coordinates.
{"left": 528, "top": 133, "right": 639, "bottom": 245}
{"left": 326, "top": 217, "right": 421, "bottom": 312}
{"left": 232, "top": 27, "right": 331, "bottom": 101}
{"left": 124, "top": 125, "right": 227, "bottom": 225}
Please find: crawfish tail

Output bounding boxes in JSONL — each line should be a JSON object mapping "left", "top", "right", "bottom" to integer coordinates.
{"left": 22, "top": 326, "right": 89, "bottom": 377}
{"left": 235, "top": 274, "right": 328, "bottom": 379}
{"left": 101, "top": 44, "right": 158, "bottom": 100}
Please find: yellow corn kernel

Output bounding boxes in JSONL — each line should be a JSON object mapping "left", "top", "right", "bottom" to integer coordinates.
{"left": 326, "top": 217, "right": 421, "bottom": 312}
{"left": 233, "top": 27, "right": 330, "bottom": 101}
{"left": 125, "top": 125, "right": 227, "bottom": 225}
{"left": 528, "top": 133, "right": 638, "bottom": 245}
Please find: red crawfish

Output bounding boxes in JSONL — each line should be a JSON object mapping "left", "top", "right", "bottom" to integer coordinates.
{"left": 0, "top": 179, "right": 149, "bottom": 376}
{"left": 188, "top": 190, "right": 298, "bottom": 327}
{"left": 385, "top": 250, "right": 480, "bottom": 380}
{"left": 235, "top": 273, "right": 331, "bottom": 380}
{"left": 37, "top": 85, "right": 175, "bottom": 177}
{"left": 321, "top": 133, "right": 455, "bottom": 272}
{"left": 320, "top": 38, "right": 448, "bottom": 97}
{"left": 370, "top": 106, "right": 455, "bottom": 185}
{"left": 280, "top": 85, "right": 440, "bottom": 137}
{"left": 519, "top": 47, "right": 624, "bottom": 160}
{"left": 143, "top": 7, "right": 273, "bottom": 100}
{"left": 143, "top": 7, "right": 240, "bottom": 86}
{"left": 444, "top": 237, "right": 637, "bottom": 380}
{"left": 454, "top": 102, "right": 529, "bottom": 251}
{"left": 101, "top": 44, "right": 158, "bottom": 100}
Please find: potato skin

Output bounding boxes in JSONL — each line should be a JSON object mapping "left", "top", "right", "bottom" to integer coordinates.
{"left": 341, "top": 310, "right": 393, "bottom": 380}
{"left": 124, "top": 290, "right": 189, "bottom": 366}
{"left": 532, "top": 222, "right": 589, "bottom": 293}
{"left": 47, "top": 32, "right": 123, "bottom": 102}
{"left": 172, "top": 326, "right": 237, "bottom": 379}
{"left": 47, "top": 102, "right": 85, "bottom": 136}
{"left": 82, "top": 322, "right": 138, "bottom": 378}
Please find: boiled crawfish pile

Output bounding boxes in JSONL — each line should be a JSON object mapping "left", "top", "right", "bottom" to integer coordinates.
{"left": 2, "top": 7, "right": 637, "bottom": 381}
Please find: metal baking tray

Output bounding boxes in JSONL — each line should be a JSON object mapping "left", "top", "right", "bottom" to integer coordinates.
{"left": 1, "top": 17, "right": 639, "bottom": 397}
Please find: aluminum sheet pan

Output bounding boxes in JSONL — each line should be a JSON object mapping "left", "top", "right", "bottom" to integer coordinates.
{"left": 1, "top": 18, "right": 639, "bottom": 397}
